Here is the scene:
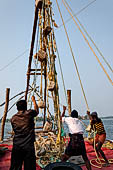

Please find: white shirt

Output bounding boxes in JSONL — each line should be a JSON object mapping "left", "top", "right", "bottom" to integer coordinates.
{"left": 62, "top": 117, "right": 83, "bottom": 134}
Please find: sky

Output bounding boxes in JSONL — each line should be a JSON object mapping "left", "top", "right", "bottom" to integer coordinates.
{"left": 0, "top": 0, "right": 113, "bottom": 118}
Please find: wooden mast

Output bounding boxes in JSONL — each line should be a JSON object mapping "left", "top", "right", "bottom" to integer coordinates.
{"left": 25, "top": 1, "right": 40, "bottom": 101}
{"left": 25, "top": 0, "right": 47, "bottom": 126}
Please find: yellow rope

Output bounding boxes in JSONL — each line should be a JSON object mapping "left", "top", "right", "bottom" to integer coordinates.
{"left": 55, "top": 35, "right": 68, "bottom": 106}
{"left": 46, "top": 67, "right": 49, "bottom": 118}
{"left": 62, "top": 0, "right": 113, "bottom": 74}
{"left": 75, "top": 16, "right": 113, "bottom": 74}
{"left": 91, "top": 126, "right": 102, "bottom": 168}
{"left": 62, "top": 0, "right": 113, "bottom": 86}
{"left": 57, "top": 0, "right": 97, "bottom": 29}
{"left": 56, "top": 0, "right": 90, "bottom": 111}
{"left": 50, "top": 7, "right": 67, "bottom": 104}
{"left": 40, "top": 63, "right": 43, "bottom": 98}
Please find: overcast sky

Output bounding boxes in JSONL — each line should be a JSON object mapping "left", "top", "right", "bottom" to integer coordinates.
{"left": 0, "top": 0, "right": 113, "bottom": 118}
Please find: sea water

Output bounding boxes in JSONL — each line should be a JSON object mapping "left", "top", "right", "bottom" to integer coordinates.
{"left": 1, "top": 118, "right": 113, "bottom": 141}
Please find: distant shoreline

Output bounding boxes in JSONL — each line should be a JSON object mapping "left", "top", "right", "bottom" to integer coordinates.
{"left": 101, "top": 116, "right": 113, "bottom": 119}
{"left": 0, "top": 116, "right": 113, "bottom": 123}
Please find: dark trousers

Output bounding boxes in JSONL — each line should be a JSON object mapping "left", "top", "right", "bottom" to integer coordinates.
{"left": 10, "top": 144, "right": 36, "bottom": 170}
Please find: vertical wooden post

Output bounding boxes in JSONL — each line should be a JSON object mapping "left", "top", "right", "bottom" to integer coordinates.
{"left": 25, "top": 3, "right": 39, "bottom": 101}
{"left": 0, "top": 88, "right": 10, "bottom": 141}
{"left": 67, "top": 90, "right": 71, "bottom": 116}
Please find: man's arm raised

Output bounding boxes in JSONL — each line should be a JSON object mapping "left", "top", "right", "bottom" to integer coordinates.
{"left": 61, "top": 106, "right": 66, "bottom": 119}
{"left": 31, "top": 96, "right": 39, "bottom": 115}
{"left": 87, "top": 110, "right": 91, "bottom": 120}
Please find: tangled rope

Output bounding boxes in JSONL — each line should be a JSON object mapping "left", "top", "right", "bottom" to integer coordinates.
{"left": 35, "top": 132, "right": 66, "bottom": 168}
{"left": 89, "top": 127, "right": 113, "bottom": 168}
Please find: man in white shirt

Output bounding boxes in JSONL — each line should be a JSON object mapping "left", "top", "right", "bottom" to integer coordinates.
{"left": 61, "top": 107, "right": 92, "bottom": 170}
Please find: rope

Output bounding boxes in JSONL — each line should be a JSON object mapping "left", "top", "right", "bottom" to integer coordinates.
{"left": 56, "top": 0, "right": 90, "bottom": 111}
{"left": 55, "top": 35, "right": 68, "bottom": 106}
{"left": 46, "top": 68, "right": 50, "bottom": 118}
{"left": 50, "top": 5, "right": 67, "bottom": 107}
{"left": 58, "top": 0, "right": 97, "bottom": 29}
{"left": 35, "top": 132, "right": 64, "bottom": 168}
{"left": 69, "top": 7, "right": 113, "bottom": 74}
{"left": 0, "top": 90, "right": 29, "bottom": 107}
{"left": 91, "top": 126, "right": 102, "bottom": 168}
{"left": 34, "top": 19, "right": 40, "bottom": 93}
{"left": 62, "top": 0, "right": 113, "bottom": 86}
{"left": 79, "top": 119, "right": 87, "bottom": 128}
{"left": 90, "top": 125, "right": 113, "bottom": 168}
{"left": 0, "top": 49, "right": 29, "bottom": 72}
{"left": 40, "top": 63, "right": 43, "bottom": 98}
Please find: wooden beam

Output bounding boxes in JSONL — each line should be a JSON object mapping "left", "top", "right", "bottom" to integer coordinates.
{"left": 67, "top": 89, "right": 71, "bottom": 116}
{"left": 25, "top": 4, "right": 39, "bottom": 100}
{"left": 0, "top": 88, "right": 10, "bottom": 141}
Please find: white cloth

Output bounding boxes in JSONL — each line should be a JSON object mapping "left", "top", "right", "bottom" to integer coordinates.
{"left": 62, "top": 117, "right": 83, "bottom": 134}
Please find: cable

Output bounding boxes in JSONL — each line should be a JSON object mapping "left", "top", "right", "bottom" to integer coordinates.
{"left": 0, "top": 49, "right": 29, "bottom": 72}
{"left": 55, "top": 36, "right": 68, "bottom": 106}
{"left": 73, "top": 13, "right": 113, "bottom": 73}
{"left": 58, "top": 0, "right": 97, "bottom": 29}
{"left": 63, "top": 0, "right": 113, "bottom": 73}
{"left": 62, "top": 0, "right": 113, "bottom": 86}
{"left": 56, "top": 0, "right": 90, "bottom": 111}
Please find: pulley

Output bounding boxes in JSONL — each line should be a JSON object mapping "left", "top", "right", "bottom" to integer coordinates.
{"left": 43, "top": 26, "right": 52, "bottom": 36}
{"left": 48, "top": 81, "right": 55, "bottom": 91}
{"left": 38, "top": 99, "right": 45, "bottom": 109}
{"left": 34, "top": 49, "right": 47, "bottom": 62}
{"left": 48, "top": 71, "right": 54, "bottom": 81}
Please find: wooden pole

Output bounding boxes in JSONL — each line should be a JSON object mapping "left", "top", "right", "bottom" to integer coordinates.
{"left": 25, "top": 4, "right": 39, "bottom": 100}
{"left": 0, "top": 88, "right": 10, "bottom": 141}
{"left": 67, "top": 89, "right": 71, "bottom": 116}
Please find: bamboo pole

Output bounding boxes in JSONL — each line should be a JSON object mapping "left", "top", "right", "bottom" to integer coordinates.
{"left": 67, "top": 89, "right": 71, "bottom": 116}
{"left": 0, "top": 88, "right": 10, "bottom": 141}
